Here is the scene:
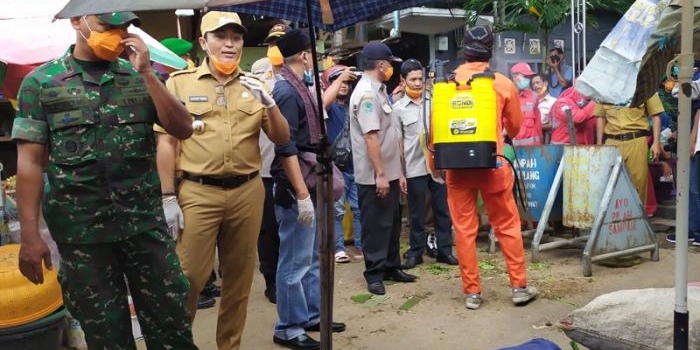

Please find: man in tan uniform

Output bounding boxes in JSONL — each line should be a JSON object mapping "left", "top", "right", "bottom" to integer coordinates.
{"left": 595, "top": 93, "right": 663, "bottom": 207}
{"left": 155, "top": 11, "right": 290, "bottom": 350}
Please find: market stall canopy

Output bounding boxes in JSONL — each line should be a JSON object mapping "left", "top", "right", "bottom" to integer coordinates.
{"left": 54, "top": 0, "right": 262, "bottom": 19}
{"left": 2, "top": 0, "right": 187, "bottom": 68}
{"left": 55, "top": 0, "right": 436, "bottom": 31}
{"left": 630, "top": 1, "right": 700, "bottom": 106}
{"left": 0, "top": 16, "right": 187, "bottom": 68}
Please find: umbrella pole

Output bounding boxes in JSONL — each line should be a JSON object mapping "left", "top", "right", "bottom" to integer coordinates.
{"left": 304, "top": 0, "right": 335, "bottom": 349}
{"left": 674, "top": 0, "right": 693, "bottom": 349}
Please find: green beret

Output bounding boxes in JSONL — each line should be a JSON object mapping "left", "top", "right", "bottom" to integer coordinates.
{"left": 160, "top": 38, "right": 193, "bottom": 56}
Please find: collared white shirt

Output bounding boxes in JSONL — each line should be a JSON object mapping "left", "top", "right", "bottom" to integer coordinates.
{"left": 394, "top": 94, "right": 430, "bottom": 178}
{"left": 538, "top": 93, "right": 556, "bottom": 125}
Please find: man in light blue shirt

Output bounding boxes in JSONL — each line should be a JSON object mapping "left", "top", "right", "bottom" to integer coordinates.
{"left": 546, "top": 47, "right": 573, "bottom": 98}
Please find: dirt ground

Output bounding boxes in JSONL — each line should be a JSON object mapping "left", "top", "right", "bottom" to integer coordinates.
{"left": 133, "top": 222, "right": 700, "bottom": 350}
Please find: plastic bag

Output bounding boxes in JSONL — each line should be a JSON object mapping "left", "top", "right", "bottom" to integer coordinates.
{"left": 576, "top": 0, "right": 671, "bottom": 104}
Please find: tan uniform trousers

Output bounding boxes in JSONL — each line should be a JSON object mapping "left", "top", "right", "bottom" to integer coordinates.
{"left": 604, "top": 136, "right": 649, "bottom": 206}
{"left": 176, "top": 176, "right": 264, "bottom": 350}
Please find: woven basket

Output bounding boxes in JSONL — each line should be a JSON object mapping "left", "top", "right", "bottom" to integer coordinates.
{"left": 0, "top": 244, "right": 63, "bottom": 328}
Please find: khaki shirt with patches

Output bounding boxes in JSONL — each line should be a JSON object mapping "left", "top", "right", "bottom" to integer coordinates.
{"left": 594, "top": 93, "right": 664, "bottom": 135}
{"left": 349, "top": 75, "right": 402, "bottom": 185}
{"left": 155, "top": 63, "right": 271, "bottom": 176}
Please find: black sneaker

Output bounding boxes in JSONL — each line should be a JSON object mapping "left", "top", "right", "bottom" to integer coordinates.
{"left": 197, "top": 294, "right": 215, "bottom": 309}
{"left": 693, "top": 234, "right": 700, "bottom": 246}
{"left": 666, "top": 234, "right": 695, "bottom": 243}
{"left": 201, "top": 281, "right": 221, "bottom": 298}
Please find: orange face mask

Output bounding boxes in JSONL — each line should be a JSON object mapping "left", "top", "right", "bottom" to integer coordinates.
{"left": 405, "top": 86, "right": 422, "bottom": 99}
{"left": 383, "top": 65, "right": 394, "bottom": 82}
{"left": 81, "top": 17, "right": 125, "bottom": 61}
{"left": 205, "top": 42, "right": 240, "bottom": 75}
{"left": 267, "top": 46, "right": 284, "bottom": 66}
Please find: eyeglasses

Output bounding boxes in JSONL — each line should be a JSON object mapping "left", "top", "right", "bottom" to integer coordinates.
{"left": 215, "top": 84, "right": 226, "bottom": 106}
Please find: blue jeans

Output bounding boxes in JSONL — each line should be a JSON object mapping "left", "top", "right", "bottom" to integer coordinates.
{"left": 274, "top": 202, "right": 320, "bottom": 340}
{"left": 334, "top": 171, "right": 362, "bottom": 252}
{"left": 690, "top": 153, "right": 700, "bottom": 236}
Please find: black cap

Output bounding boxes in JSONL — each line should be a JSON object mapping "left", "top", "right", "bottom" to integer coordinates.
{"left": 463, "top": 26, "right": 494, "bottom": 61}
{"left": 264, "top": 23, "right": 292, "bottom": 44}
{"left": 361, "top": 41, "right": 402, "bottom": 62}
{"left": 276, "top": 29, "right": 311, "bottom": 58}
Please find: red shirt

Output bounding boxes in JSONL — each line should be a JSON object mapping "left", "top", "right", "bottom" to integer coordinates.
{"left": 513, "top": 89, "right": 543, "bottom": 146}
{"left": 550, "top": 87, "right": 596, "bottom": 145}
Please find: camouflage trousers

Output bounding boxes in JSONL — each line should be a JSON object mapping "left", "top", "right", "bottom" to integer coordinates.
{"left": 57, "top": 229, "right": 198, "bottom": 350}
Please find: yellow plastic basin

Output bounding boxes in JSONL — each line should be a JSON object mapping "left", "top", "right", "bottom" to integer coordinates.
{"left": 0, "top": 244, "right": 63, "bottom": 328}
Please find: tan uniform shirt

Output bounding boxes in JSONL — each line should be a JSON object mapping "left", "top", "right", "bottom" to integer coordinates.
{"left": 349, "top": 75, "right": 402, "bottom": 185}
{"left": 155, "top": 63, "right": 271, "bottom": 176}
{"left": 595, "top": 93, "right": 664, "bottom": 135}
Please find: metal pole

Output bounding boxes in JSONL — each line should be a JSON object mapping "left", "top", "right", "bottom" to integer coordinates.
{"left": 581, "top": 0, "right": 587, "bottom": 67}
{"left": 303, "top": 1, "right": 334, "bottom": 349}
{"left": 570, "top": 0, "right": 576, "bottom": 75}
{"left": 176, "top": 16, "right": 182, "bottom": 39}
{"left": 674, "top": 0, "right": 693, "bottom": 348}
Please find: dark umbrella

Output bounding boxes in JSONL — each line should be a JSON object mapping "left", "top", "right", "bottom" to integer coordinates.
{"left": 55, "top": 1, "right": 436, "bottom": 349}
{"left": 221, "top": 0, "right": 437, "bottom": 31}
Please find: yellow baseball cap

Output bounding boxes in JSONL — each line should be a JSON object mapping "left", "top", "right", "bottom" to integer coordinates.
{"left": 200, "top": 11, "right": 247, "bottom": 35}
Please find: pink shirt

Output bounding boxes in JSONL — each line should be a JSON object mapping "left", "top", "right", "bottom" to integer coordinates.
{"left": 513, "top": 89, "right": 542, "bottom": 146}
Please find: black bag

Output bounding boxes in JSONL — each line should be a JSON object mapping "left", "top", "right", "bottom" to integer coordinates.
{"left": 330, "top": 116, "right": 353, "bottom": 172}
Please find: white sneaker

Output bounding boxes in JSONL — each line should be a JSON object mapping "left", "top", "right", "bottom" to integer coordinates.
{"left": 465, "top": 293, "right": 482, "bottom": 310}
{"left": 512, "top": 286, "right": 537, "bottom": 305}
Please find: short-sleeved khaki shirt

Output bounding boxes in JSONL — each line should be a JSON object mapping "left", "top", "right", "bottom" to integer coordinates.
{"left": 594, "top": 93, "right": 664, "bottom": 135}
{"left": 349, "top": 75, "right": 402, "bottom": 185}
{"left": 155, "top": 63, "right": 271, "bottom": 176}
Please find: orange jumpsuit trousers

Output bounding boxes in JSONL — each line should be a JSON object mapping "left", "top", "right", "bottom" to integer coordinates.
{"left": 445, "top": 166, "right": 528, "bottom": 295}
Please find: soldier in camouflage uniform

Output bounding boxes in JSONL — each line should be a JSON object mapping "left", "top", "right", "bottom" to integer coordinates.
{"left": 12, "top": 12, "right": 198, "bottom": 350}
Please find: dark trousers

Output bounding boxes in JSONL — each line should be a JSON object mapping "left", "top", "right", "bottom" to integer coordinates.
{"left": 406, "top": 175, "right": 453, "bottom": 258}
{"left": 358, "top": 180, "right": 401, "bottom": 284}
{"left": 258, "top": 177, "right": 280, "bottom": 284}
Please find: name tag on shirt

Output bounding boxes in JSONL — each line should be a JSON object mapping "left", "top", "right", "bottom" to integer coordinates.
{"left": 382, "top": 103, "right": 392, "bottom": 114}
{"left": 189, "top": 96, "right": 209, "bottom": 102}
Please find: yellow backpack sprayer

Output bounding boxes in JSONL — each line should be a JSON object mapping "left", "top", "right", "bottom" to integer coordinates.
{"left": 423, "top": 62, "right": 527, "bottom": 209}
{"left": 430, "top": 66, "right": 498, "bottom": 169}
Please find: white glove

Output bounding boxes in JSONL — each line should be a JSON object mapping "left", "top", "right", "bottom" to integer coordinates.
{"left": 162, "top": 195, "right": 184, "bottom": 239}
{"left": 240, "top": 76, "right": 276, "bottom": 108}
{"left": 296, "top": 195, "right": 315, "bottom": 226}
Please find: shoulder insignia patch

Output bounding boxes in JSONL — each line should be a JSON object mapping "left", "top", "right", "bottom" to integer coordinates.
{"left": 361, "top": 98, "right": 374, "bottom": 113}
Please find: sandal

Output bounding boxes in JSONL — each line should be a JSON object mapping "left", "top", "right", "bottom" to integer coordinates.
{"left": 334, "top": 251, "right": 351, "bottom": 264}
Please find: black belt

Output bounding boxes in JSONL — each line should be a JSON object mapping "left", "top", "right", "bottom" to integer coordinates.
{"left": 182, "top": 171, "right": 259, "bottom": 189}
{"left": 604, "top": 129, "right": 649, "bottom": 142}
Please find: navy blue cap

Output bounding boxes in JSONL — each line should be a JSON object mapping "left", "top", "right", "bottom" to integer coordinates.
{"left": 362, "top": 41, "right": 402, "bottom": 62}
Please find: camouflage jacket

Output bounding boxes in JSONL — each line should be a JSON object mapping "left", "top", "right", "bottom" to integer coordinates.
{"left": 12, "top": 46, "right": 167, "bottom": 244}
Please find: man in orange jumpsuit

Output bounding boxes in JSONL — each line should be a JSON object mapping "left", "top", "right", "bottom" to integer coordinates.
{"left": 442, "top": 26, "right": 537, "bottom": 310}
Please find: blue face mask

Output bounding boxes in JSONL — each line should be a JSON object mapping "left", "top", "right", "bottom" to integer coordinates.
{"left": 516, "top": 77, "right": 531, "bottom": 91}
{"left": 303, "top": 69, "right": 314, "bottom": 86}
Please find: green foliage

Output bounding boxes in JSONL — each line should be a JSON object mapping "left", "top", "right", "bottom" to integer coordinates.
{"left": 464, "top": 0, "right": 635, "bottom": 33}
